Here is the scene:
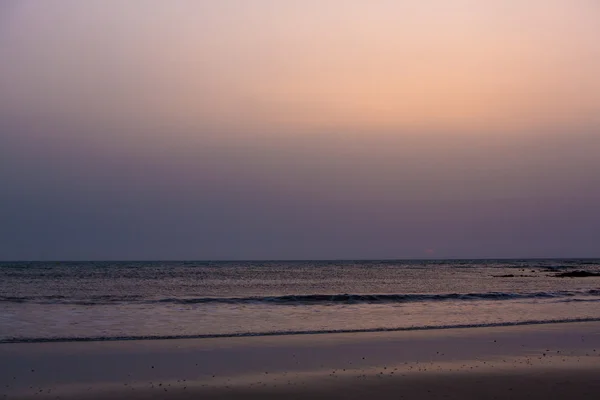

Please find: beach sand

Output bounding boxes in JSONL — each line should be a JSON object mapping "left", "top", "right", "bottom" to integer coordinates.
{"left": 2, "top": 321, "right": 600, "bottom": 399}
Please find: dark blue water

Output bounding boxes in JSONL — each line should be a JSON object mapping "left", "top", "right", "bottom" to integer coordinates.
{"left": 1, "top": 260, "right": 599, "bottom": 342}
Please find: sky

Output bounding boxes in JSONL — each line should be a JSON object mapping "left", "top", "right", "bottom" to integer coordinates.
{"left": 1, "top": 1, "right": 599, "bottom": 260}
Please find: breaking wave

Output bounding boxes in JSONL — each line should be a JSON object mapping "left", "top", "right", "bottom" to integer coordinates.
{"left": 2, "top": 289, "right": 600, "bottom": 306}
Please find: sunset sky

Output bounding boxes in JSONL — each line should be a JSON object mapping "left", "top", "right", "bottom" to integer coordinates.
{"left": 1, "top": 1, "right": 599, "bottom": 260}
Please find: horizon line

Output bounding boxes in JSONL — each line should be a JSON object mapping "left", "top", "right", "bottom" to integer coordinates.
{"left": 1, "top": 257, "right": 599, "bottom": 263}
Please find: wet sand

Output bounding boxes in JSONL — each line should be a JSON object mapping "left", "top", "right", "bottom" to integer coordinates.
{"left": 2, "top": 321, "right": 600, "bottom": 399}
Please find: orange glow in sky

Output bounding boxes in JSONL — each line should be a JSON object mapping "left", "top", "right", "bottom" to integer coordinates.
{"left": 1, "top": 1, "right": 599, "bottom": 136}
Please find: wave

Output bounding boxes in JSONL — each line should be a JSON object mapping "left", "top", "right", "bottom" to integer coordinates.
{"left": 558, "top": 298, "right": 600, "bottom": 303}
{"left": 2, "top": 289, "right": 600, "bottom": 305}
{"left": 0, "top": 295, "right": 143, "bottom": 304}
{"left": 2, "top": 317, "right": 600, "bottom": 344}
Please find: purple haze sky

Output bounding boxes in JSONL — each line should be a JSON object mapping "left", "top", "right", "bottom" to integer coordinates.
{"left": 1, "top": 1, "right": 599, "bottom": 260}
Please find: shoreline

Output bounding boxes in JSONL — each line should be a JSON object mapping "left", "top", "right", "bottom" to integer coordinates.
{"left": 3, "top": 316, "right": 600, "bottom": 344}
{"left": 2, "top": 321, "right": 600, "bottom": 399}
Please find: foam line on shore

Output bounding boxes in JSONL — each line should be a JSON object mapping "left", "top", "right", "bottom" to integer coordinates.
{"left": 3, "top": 317, "right": 600, "bottom": 344}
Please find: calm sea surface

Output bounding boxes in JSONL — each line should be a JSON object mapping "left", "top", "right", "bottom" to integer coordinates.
{"left": 1, "top": 260, "right": 600, "bottom": 342}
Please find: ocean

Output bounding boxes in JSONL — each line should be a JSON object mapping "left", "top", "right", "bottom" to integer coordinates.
{"left": 1, "top": 260, "right": 600, "bottom": 343}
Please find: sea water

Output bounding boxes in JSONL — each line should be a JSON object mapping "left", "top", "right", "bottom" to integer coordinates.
{"left": 1, "top": 259, "right": 599, "bottom": 342}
